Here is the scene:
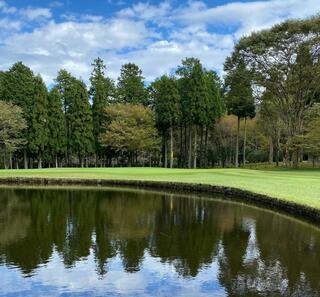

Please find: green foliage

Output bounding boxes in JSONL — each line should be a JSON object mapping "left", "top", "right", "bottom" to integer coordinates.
{"left": 150, "top": 75, "right": 181, "bottom": 133}
{"left": 47, "top": 87, "right": 66, "bottom": 159}
{"left": 90, "top": 58, "right": 114, "bottom": 152}
{"left": 100, "top": 104, "right": 160, "bottom": 155}
{"left": 176, "top": 58, "right": 206, "bottom": 125}
{"left": 205, "top": 70, "right": 224, "bottom": 124}
{"left": 28, "top": 76, "right": 49, "bottom": 158}
{"left": 117, "top": 63, "right": 147, "bottom": 105}
{"left": 69, "top": 79, "right": 94, "bottom": 161}
{"left": 0, "top": 101, "right": 27, "bottom": 155}
{"left": 224, "top": 58, "right": 255, "bottom": 119}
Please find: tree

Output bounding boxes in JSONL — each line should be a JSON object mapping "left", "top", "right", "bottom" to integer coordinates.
{"left": 203, "top": 70, "right": 224, "bottom": 167}
{"left": 0, "top": 101, "right": 27, "bottom": 169}
{"left": 47, "top": 87, "right": 66, "bottom": 167}
{"left": 301, "top": 104, "right": 320, "bottom": 167}
{"left": 224, "top": 58, "right": 255, "bottom": 167}
{"left": 176, "top": 58, "right": 209, "bottom": 168}
{"left": 233, "top": 16, "right": 320, "bottom": 167}
{"left": 100, "top": 104, "right": 160, "bottom": 166}
{"left": 150, "top": 75, "right": 180, "bottom": 168}
{"left": 28, "top": 76, "right": 49, "bottom": 168}
{"left": 90, "top": 57, "right": 114, "bottom": 165}
{"left": 69, "top": 79, "right": 94, "bottom": 167}
{"left": 0, "top": 62, "right": 36, "bottom": 168}
{"left": 117, "top": 63, "right": 147, "bottom": 105}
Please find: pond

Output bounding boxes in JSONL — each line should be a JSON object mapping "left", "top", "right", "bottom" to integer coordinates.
{"left": 0, "top": 186, "right": 319, "bottom": 297}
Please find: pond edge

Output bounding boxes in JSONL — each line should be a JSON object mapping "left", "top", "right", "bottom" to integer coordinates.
{"left": 0, "top": 177, "right": 319, "bottom": 224}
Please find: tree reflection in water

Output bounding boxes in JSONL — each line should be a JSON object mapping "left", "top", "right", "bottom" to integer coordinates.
{"left": 0, "top": 187, "right": 319, "bottom": 296}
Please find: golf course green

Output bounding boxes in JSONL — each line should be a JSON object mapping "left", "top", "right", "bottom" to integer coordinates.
{"left": 0, "top": 167, "right": 320, "bottom": 210}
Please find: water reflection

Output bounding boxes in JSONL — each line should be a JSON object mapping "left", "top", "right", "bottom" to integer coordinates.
{"left": 0, "top": 187, "right": 319, "bottom": 296}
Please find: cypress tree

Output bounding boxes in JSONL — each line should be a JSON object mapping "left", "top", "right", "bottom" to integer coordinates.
{"left": 69, "top": 79, "right": 94, "bottom": 167}
{"left": 48, "top": 87, "right": 66, "bottom": 167}
{"left": 1, "top": 62, "right": 36, "bottom": 168}
{"left": 117, "top": 63, "right": 147, "bottom": 105}
{"left": 90, "top": 57, "right": 114, "bottom": 165}
{"left": 151, "top": 75, "right": 180, "bottom": 168}
{"left": 28, "top": 76, "right": 49, "bottom": 168}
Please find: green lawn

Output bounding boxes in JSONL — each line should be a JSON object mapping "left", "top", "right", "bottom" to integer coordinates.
{"left": 0, "top": 167, "right": 320, "bottom": 209}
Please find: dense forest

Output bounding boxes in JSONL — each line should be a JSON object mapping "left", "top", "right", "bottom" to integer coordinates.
{"left": 1, "top": 16, "right": 320, "bottom": 169}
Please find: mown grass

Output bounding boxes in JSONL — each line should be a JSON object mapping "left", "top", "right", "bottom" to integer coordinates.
{"left": 0, "top": 167, "right": 320, "bottom": 209}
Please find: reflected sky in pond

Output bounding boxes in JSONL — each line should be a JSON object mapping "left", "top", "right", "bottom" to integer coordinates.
{"left": 0, "top": 187, "right": 319, "bottom": 297}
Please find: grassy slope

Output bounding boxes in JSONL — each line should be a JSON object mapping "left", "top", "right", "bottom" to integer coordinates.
{"left": 0, "top": 167, "right": 319, "bottom": 209}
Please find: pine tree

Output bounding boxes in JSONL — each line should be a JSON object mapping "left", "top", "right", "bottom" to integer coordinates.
{"left": 48, "top": 87, "right": 66, "bottom": 167}
{"left": 117, "top": 63, "right": 147, "bottom": 105}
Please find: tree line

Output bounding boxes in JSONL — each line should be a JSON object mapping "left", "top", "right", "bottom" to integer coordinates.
{"left": 1, "top": 16, "right": 320, "bottom": 169}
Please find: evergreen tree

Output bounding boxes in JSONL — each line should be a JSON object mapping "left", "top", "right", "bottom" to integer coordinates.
{"left": 203, "top": 70, "right": 224, "bottom": 167}
{"left": 55, "top": 69, "right": 77, "bottom": 165}
{"left": 28, "top": 76, "right": 49, "bottom": 168}
{"left": 224, "top": 58, "right": 255, "bottom": 167}
{"left": 150, "top": 75, "right": 180, "bottom": 168}
{"left": 0, "top": 62, "right": 36, "bottom": 168}
{"left": 47, "top": 87, "right": 66, "bottom": 167}
{"left": 69, "top": 79, "right": 94, "bottom": 167}
{"left": 117, "top": 63, "right": 147, "bottom": 105}
{"left": 176, "top": 58, "right": 208, "bottom": 168}
{"left": 90, "top": 57, "right": 114, "bottom": 165}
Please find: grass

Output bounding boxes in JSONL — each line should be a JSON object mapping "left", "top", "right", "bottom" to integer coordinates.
{"left": 0, "top": 167, "right": 320, "bottom": 209}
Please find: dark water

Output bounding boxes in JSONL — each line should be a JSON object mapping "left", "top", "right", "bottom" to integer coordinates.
{"left": 0, "top": 187, "right": 320, "bottom": 297}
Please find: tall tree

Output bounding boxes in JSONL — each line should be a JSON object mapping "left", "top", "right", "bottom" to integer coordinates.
{"left": 176, "top": 58, "right": 208, "bottom": 168}
{"left": 47, "top": 87, "right": 66, "bottom": 167}
{"left": 224, "top": 58, "right": 255, "bottom": 167}
{"left": 28, "top": 76, "right": 49, "bottom": 168}
{"left": 233, "top": 16, "right": 320, "bottom": 167}
{"left": 150, "top": 75, "right": 180, "bottom": 168}
{"left": 90, "top": 57, "right": 114, "bottom": 165}
{"left": 203, "top": 70, "right": 224, "bottom": 167}
{"left": 69, "top": 79, "right": 94, "bottom": 167}
{"left": 117, "top": 63, "right": 147, "bottom": 105}
{"left": 0, "top": 101, "right": 27, "bottom": 169}
{"left": 0, "top": 62, "right": 35, "bottom": 168}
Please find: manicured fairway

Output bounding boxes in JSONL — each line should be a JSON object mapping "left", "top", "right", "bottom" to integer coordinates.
{"left": 0, "top": 167, "right": 320, "bottom": 209}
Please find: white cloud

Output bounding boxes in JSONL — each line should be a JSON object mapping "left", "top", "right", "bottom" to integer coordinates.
{"left": 0, "top": 0, "right": 320, "bottom": 85}
{"left": 19, "top": 7, "right": 52, "bottom": 21}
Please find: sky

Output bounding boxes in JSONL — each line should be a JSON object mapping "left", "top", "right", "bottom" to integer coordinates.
{"left": 0, "top": 0, "right": 319, "bottom": 85}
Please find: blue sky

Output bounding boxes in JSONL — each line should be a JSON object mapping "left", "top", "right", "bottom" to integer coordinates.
{"left": 0, "top": 0, "right": 319, "bottom": 84}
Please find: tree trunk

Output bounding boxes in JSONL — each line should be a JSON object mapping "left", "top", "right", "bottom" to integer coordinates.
{"left": 243, "top": 117, "right": 247, "bottom": 167}
{"left": 179, "top": 124, "right": 183, "bottom": 168}
{"left": 199, "top": 126, "right": 204, "bottom": 168}
{"left": 204, "top": 127, "right": 208, "bottom": 168}
{"left": 164, "top": 137, "right": 168, "bottom": 168}
{"left": 193, "top": 126, "right": 197, "bottom": 169}
{"left": 235, "top": 116, "right": 240, "bottom": 168}
{"left": 9, "top": 153, "right": 13, "bottom": 169}
{"left": 170, "top": 126, "right": 174, "bottom": 168}
{"left": 188, "top": 126, "right": 192, "bottom": 169}
{"left": 38, "top": 157, "right": 42, "bottom": 169}
{"left": 55, "top": 155, "right": 58, "bottom": 168}
{"left": 268, "top": 137, "right": 274, "bottom": 164}
{"left": 184, "top": 124, "right": 188, "bottom": 168}
{"left": 24, "top": 149, "right": 28, "bottom": 169}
